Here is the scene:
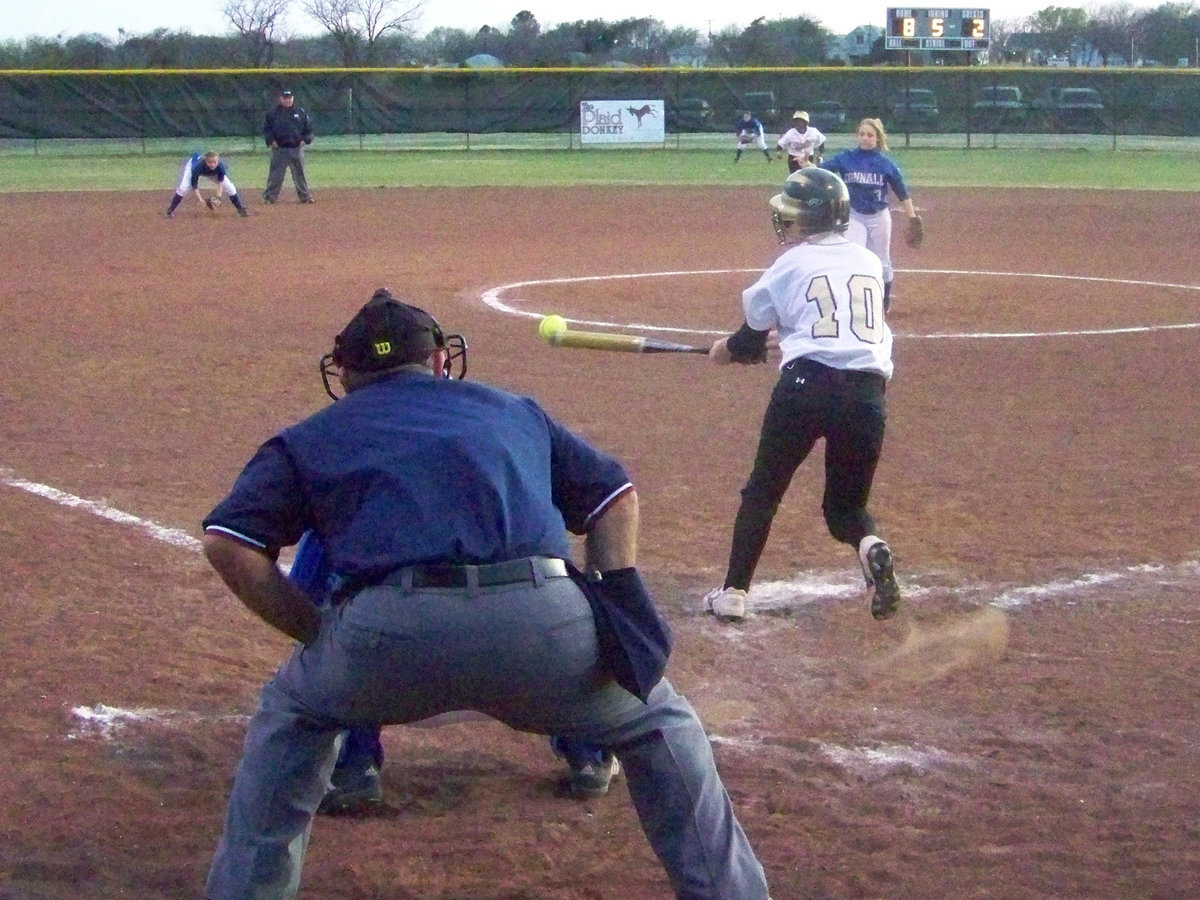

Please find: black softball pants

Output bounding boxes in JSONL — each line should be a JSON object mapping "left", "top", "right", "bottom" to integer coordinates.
{"left": 723, "top": 358, "right": 887, "bottom": 591}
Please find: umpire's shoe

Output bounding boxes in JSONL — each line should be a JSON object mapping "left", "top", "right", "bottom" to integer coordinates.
{"left": 551, "top": 739, "right": 621, "bottom": 799}
{"left": 563, "top": 754, "right": 619, "bottom": 798}
{"left": 865, "top": 541, "right": 901, "bottom": 620}
{"left": 317, "top": 764, "right": 383, "bottom": 815}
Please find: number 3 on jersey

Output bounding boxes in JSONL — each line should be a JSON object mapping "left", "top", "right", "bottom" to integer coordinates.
{"left": 807, "top": 274, "right": 886, "bottom": 343}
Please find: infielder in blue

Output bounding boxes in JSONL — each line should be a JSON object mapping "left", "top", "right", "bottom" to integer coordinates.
{"left": 820, "top": 117, "right": 923, "bottom": 312}
{"left": 734, "top": 111, "right": 773, "bottom": 163}
{"left": 202, "top": 289, "right": 768, "bottom": 899}
{"left": 165, "top": 151, "right": 250, "bottom": 219}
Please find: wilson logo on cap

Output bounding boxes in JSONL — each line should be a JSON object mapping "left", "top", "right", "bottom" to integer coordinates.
{"left": 373, "top": 340, "right": 392, "bottom": 356}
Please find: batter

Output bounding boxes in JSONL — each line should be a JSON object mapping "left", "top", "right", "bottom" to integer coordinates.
{"left": 703, "top": 168, "right": 902, "bottom": 624}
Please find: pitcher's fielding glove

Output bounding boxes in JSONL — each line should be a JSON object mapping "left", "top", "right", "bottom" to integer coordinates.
{"left": 906, "top": 214, "right": 924, "bottom": 249}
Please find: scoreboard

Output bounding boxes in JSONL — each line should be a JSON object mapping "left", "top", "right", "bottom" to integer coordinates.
{"left": 885, "top": 8, "right": 990, "bottom": 51}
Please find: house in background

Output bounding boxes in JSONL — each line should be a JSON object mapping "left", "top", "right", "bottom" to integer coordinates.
{"left": 826, "top": 26, "right": 884, "bottom": 63}
{"left": 667, "top": 45, "right": 709, "bottom": 67}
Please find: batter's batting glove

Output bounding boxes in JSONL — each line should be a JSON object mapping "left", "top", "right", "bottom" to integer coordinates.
{"left": 905, "top": 214, "right": 924, "bottom": 249}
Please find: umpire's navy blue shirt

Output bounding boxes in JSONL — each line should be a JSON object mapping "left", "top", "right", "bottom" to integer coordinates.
{"left": 203, "top": 370, "right": 632, "bottom": 587}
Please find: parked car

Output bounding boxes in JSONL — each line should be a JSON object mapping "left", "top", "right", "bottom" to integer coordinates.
{"left": 1145, "top": 84, "right": 1200, "bottom": 134}
{"left": 972, "top": 85, "right": 1028, "bottom": 130}
{"left": 807, "top": 100, "right": 847, "bottom": 133}
{"left": 1032, "top": 86, "right": 1106, "bottom": 132}
{"left": 670, "top": 97, "right": 714, "bottom": 131}
{"left": 891, "top": 88, "right": 939, "bottom": 131}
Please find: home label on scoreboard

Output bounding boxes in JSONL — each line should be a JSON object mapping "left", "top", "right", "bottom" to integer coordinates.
{"left": 885, "top": 8, "right": 990, "bottom": 50}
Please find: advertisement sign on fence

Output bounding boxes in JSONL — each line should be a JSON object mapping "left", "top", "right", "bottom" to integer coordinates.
{"left": 579, "top": 100, "right": 665, "bottom": 145}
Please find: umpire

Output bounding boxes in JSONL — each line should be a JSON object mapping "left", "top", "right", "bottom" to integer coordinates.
{"left": 262, "top": 88, "right": 314, "bottom": 204}
{"left": 202, "top": 289, "right": 769, "bottom": 899}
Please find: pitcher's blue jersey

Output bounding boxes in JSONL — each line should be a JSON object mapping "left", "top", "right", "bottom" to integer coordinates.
{"left": 821, "top": 148, "right": 909, "bottom": 214}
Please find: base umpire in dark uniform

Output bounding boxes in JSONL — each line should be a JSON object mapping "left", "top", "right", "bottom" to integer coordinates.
{"left": 262, "top": 88, "right": 314, "bottom": 204}
{"left": 201, "top": 289, "right": 770, "bottom": 899}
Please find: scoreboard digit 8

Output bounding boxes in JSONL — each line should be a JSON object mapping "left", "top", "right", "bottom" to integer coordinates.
{"left": 885, "top": 8, "right": 990, "bottom": 51}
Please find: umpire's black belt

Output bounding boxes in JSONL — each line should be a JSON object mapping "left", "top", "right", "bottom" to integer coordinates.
{"left": 382, "top": 556, "right": 569, "bottom": 590}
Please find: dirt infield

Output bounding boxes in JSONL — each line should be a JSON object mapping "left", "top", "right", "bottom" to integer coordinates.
{"left": 2, "top": 185, "right": 1199, "bottom": 899}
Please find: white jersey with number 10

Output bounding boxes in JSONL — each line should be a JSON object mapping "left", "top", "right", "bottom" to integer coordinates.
{"left": 742, "top": 234, "right": 893, "bottom": 379}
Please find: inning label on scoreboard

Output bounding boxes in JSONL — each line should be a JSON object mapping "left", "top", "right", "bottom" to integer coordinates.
{"left": 885, "top": 8, "right": 990, "bottom": 50}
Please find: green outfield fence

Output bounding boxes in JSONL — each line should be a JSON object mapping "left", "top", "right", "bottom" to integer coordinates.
{"left": 3, "top": 66, "right": 1200, "bottom": 153}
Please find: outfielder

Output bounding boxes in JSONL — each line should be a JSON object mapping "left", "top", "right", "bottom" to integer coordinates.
{"left": 775, "top": 110, "right": 826, "bottom": 172}
{"left": 820, "top": 117, "right": 922, "bottom": 313}
{"left": 165, "top": 150, "right": 250, "bottom": 218}
{"left": 734, "top": 111, "right": 772, "bottom": 163}
{"left": 703, "top": 168, "right": 901, "bottom": 625}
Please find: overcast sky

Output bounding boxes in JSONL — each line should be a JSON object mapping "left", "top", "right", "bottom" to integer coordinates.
{"left": 0, "top": 0, "right": 1156, "bottom": 45}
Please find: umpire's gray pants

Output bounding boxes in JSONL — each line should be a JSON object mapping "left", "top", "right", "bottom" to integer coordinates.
{"left": 204, "top": 572, "right": 768, "bottom": 900}
{"left": 264, "top": 146, "right": 310, "bottom": 202}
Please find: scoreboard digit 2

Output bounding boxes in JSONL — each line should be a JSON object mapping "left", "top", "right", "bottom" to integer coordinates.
{"left": 885, "top": 8, "right": 990, "bottom": 51}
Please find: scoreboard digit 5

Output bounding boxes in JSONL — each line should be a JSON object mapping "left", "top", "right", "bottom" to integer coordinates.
{"left": 885, "top": 8, "right": 990, "bottom": 51}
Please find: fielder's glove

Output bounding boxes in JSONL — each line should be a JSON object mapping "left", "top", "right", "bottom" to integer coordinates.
{"left": 906, "top": 214, "right": 924, "bottom": 249}
{"left": 205, "top": 197, "right": 217, "bottom": 210}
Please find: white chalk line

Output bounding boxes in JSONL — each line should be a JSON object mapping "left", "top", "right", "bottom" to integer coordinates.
{"left": 479, "top": 267, "right": 1200, "bottom": 340}
{"left": 10, "top": 462, "right": 1193, "bottom": 760}
{"left": 1, "top": 467, "right": 201, "bottom": 552}
{"left": 68, "top": 702, "right": 963, "bottom": 781}
{"left": 68, "top": 703, "right": 248, "bottom": 740}
{"left": 20, "top": 469, "right": 1193, "bottom": 772}
{"left": 6, "top": 461, "right": 1187, "bottom": 618}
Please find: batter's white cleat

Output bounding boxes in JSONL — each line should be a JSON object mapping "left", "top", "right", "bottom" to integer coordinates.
{"left": 705, "top": 586, "right": 747, "bottom": 622}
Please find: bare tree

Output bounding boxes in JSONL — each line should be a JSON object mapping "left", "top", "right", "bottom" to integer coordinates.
{"left": 1083, "top": 3, "right": 1137, "bottom": 66}
{"left": 224, "top": 0, "right": 291, "bottom": 66}
{"left": 301, "top": 0, "right": 423, "bottom": 65}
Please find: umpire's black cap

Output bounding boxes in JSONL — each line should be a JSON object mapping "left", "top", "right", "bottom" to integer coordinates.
{"left": 331, "top": 289, "right": 445, "bottom": 372}
{"left": 280, "top": 89, "right": 293, "bottom": 97}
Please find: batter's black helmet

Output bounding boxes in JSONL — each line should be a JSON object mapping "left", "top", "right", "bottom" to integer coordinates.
{"left": 769, "top": 168, "right": 851, "bottom": 244}
{"left": 320, "top": 288, "right": 466, "bottom": 399}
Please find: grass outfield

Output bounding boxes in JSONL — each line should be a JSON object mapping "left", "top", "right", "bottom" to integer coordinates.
{"left": 1, "top": 144, "right": 1197, "bottom": 192}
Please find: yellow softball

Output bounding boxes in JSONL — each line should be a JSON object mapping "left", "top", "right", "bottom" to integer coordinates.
{"left": 538, "top": 314, "right": 568, "bottom": 342}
